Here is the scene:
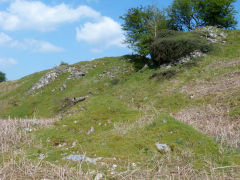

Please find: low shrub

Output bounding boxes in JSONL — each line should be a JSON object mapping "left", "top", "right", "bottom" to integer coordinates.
{"left": 60, "top": 61, "right": 69, "bottom": 66}
{"left": 150, "top": 30, "right": 213, "bottom": 65}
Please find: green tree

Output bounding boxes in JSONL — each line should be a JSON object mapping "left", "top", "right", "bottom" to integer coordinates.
{"left": 168, "top": 0, "right": 203, "bottom": 31}
{"left": 168, "top": 0, "right": 237, "bottom": 31}
{"left": 0, "top": 71, "right": 6, "bottom": 82}
{"left": 120, "top": 6, "right": 168, "bottom": 57}
{"left": 199, "top": 0, "right": 237, "bottom": 29}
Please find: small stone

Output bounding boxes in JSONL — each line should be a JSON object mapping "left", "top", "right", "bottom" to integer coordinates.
{"left": 62, "top": 154, "right": 103, "bottom": 165}
{"left": 94, "top": 173, "right": 104, "bottom": 180}
{"left": 88, "top": 126, "right": 95, "bottom": 134}
{"left": 155, "top": 143, "right": 170, "bottom": 153}
{"left": 139, "top": 64, "right": 148, "bottom": 72}
{"left": 166, "top": 65, "right": 171, "bottom": 69}
{"left": 71, "top": 141, "right": 77, "bottom": 148}
{"left": 111, "top": 164, "right": 117, "bottom": 171}
{"left": 39, "top": 153, "right": 48, "bottom": 160}
{"left": 60, "top": 83, "right": 67, "bottom": 91}
{"left": 132, "top": 162, "right": 136, "bottom": 168}
{"left": 25, "top": 128, "right": 32, "bottom": 132}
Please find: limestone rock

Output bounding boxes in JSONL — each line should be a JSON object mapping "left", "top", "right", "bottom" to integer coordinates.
{"left": 155, "top": 143, "right": 170, "bottom": 152}
{"left": 94, "top": 173, "right": 104, "bottom": 180}
{"left": 62, "top": 154, "right": 103, "bottom": 165}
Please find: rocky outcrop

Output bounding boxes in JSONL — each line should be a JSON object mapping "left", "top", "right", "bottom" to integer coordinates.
{"left": 197, "top": 26, "right": 227, "bottom": 43}
{"left": 30, "top": 65, "right": 87, "bottom": 92}
{"left": 30, "top": 66, "right": 70, "bottom": 92}
{"left": 160, "top": 27, "right": 226, "bottom": 69}
{"left": 67, "top": 69, "right": 86, "bottom": 80}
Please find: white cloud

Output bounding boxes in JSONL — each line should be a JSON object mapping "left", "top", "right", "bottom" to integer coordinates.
{"left": 0, "top": 32, "right": 12, "bottom": 45}
{"left": 76, "top": 17, "right": 124, "bottom": 49}
{"left": 0, "top": 0, "right": 101, "bottom": 31}
{"left": 0, "top": 32, "right": 63, "bottom": 53}
{"left": 0, "top": 57, "right": 17, "bottom": 68}
{"left": 24, "top": 39, "right": 63, "bottom": 53}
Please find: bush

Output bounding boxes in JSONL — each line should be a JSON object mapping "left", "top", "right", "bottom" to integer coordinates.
{"left": 0, "top": 71, "right": 6, "bottom": 82}
{"left": 150, "top": 30, "right": 212, "bottom": 65}
{"left": 60, "top": 61, "right": 68, "bottom": 66}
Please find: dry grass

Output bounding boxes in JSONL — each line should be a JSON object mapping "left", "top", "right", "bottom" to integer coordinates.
{"left": 174, "top": 105, "right": 240, "bottom": 149}
{"left": 111, "top": 153, "right": 240, "bottom": 180}
{"left": 0, "top": 117, "right": 239, "bottom": 179}
{"left": 181, "top": 71, "right": 240, "bottom": 97}
{"left": 0, "top": 118, "right": 93, "bottom": 180}
{"left": 206, "top": 59, "right": 240, "bottom": 70}
{"left": 0, "top": 118, "right": 55, "bottom": 154}
{"left": 0, "top": 150, "right": 92, "bottom": 180}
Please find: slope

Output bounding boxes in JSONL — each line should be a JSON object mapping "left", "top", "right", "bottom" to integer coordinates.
{"left": 0, "top": 29, "right": 240, "bottom": 179}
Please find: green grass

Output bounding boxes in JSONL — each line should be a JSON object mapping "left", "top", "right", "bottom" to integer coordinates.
{"left": 1, "top": 30, "right": 240, "bottom": 175}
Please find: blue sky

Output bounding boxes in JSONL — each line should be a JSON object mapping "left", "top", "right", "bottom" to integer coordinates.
{"left": 0, "top": 0, "right": 240, "bottom": 80}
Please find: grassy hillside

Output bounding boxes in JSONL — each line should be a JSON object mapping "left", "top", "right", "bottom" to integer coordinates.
{"left": 0, "top": 29, "right": 240, "bottom": 179}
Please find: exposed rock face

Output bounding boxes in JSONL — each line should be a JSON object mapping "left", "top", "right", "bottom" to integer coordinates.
{"left": 160, "top": 27, "right": 225, "bottom": 69}
{"left": 31, "top": 66, "right": 70, "bottom": 92}
{"left": 30, "top": 65, "right": 87, "bottom": 92}
{"left": 197, "top": 26, "right": 227, "bottom": 43}
{"left": 161, "top": 50, "right": 205, "bottom": 69}
{"left": 67, "top": 69, "right": 86, "bottom": 80}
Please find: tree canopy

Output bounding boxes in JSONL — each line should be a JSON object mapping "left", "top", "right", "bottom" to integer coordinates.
{"left": 168, "top": 0, "right": 237, "bottom": 31}
{"left": 0, "top": 71, "right": 6, "bottom": 82}
{"left": 120, "top": 5, "right": 168, "bottom": 57}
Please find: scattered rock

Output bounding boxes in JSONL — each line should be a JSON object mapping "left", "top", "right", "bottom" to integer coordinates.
{"left": 60, "top": 83, "right": 67, "bottom": 91}
{"left": 94, "top": 173, "right": 104, "bottom": 180}
{"left": 197, "top": 26, "right": 227, "bottom": 43}
{"left": 132, "top": 162, "right": 136, "bottom": 168}
{"left": 24, "top": 128, "right": 32, "bottom": 132}
{"left": 88, "top": 126, "right": 95, "bottom": 134}
{"left": 67, "top": 69, "right": 86, "bottom": 80}
{"left": 139, "top": 64, "right": 148, "bottom": 72}
{"left": 71, "top": 141, "right": 77, "bottom": 148}
{"left": 39, "top": 153, "right": 48, "bottom": 160}
{"left": 111, "top": 164, "right": 117, "bottom": 171}
{"left": 155, "top": 143, "right": 170, "bottom": 153}
{"left": 62, "top": 154, "right": 103, "bottom": 165}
